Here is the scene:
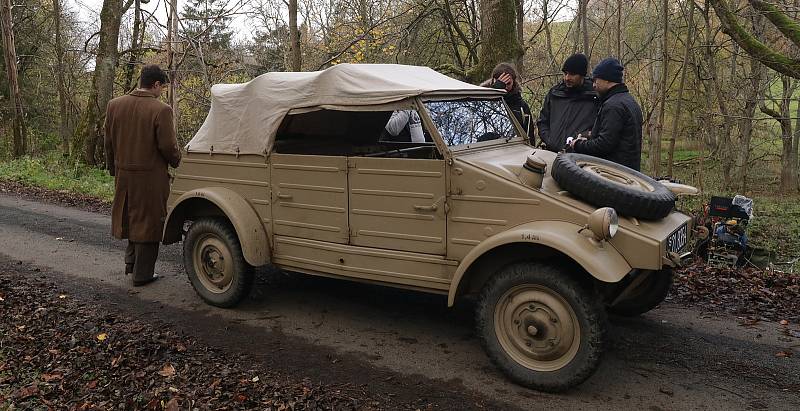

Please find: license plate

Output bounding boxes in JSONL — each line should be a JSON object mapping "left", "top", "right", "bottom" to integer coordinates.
{"left": 667, "top": 223, "right": 688, "bottom": 253}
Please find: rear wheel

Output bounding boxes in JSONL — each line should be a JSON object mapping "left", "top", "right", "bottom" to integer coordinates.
{"left": 607, "top": 269, "right": 673, "bottom": 317}
{"left": 476, "top": 263, "right": 606, "bottom": 392}
{"left": 183, "top": 218, "right": 254, "bottom": 308}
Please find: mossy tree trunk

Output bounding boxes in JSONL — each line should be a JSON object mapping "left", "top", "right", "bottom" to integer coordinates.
{"left": 473, "top": 0, "right": 523, "bottom": 82}
{"left": 708, "top": 0, "right": 800, "bottom": 79}
{"left": 71, "top": 0, "right": 130, "bottom": 166}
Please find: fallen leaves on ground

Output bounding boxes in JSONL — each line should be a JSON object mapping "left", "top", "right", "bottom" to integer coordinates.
{"left": 0, "top": 269, "right": 418, "bottom": 410}
{"left": 672, "top": 262, "right": 800, "bottom": 323}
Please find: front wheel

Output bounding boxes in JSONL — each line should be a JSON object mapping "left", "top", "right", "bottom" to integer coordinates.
{"left": 476, "top": 263, "right": 606, "bottom": 392}
{"left": 183, "top": 218, "right": 254, "bottom": 308}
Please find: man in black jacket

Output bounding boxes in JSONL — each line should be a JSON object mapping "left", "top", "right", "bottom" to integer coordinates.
{"left": 570, "top": 58, "right": 643, "bottom": 171}
{"left": 537, "top": 54, "right": 598, "bottom": 152}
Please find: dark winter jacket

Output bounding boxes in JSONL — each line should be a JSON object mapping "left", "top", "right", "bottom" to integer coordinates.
{"left": 573, "top": 83, "right": 643, "bottom": 171}
{"left": 537, "top": 78, "right": 598, "bottom": 151}
{"left": 503, "top": 90, "right": 533, "bottom": 135}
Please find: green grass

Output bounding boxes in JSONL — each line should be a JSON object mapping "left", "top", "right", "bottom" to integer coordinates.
{"left": 0, "top": 153, "right": 114, "bottom": 202}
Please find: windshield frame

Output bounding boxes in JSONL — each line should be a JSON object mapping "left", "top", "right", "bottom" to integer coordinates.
{"left": 417, "top": 96, "right": 528, "bottom": 154}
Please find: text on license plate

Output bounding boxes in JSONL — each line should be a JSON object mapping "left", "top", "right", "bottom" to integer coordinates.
{"left": 667, "top": 223, "right": 688, "bottom": 253}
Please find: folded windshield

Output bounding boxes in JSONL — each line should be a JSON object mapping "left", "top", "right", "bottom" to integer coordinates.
{"left": 423, "top": 99, "right": 517, "bottom": 147}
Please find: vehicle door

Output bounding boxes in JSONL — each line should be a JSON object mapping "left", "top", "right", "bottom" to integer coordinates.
{"left": 348, "top": 153, "right": 447, "bottom": 255}
{"left": 270, "top": 153, "right": 349, "bottom": 244}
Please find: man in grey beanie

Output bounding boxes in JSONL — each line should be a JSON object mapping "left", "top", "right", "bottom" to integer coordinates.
{"left": 536, "top": 53, "right": 598, "bottom": 151}
{"left": 569, "top": 57, "right": 643, "bottom": 171}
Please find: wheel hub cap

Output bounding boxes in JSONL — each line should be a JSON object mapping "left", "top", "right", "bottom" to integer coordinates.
{"left": 495, "top": 285, "right": 581, "bottom": 372}
{"left": 193, "top": 234, "right": 234, "bottom": 293}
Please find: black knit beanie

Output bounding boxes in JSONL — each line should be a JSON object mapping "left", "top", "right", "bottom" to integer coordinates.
{"left": 592, "top": 58, "right": 624, "bottom": 83}
{"left": 561, "top": 53, "right": 589, "bottom": 76}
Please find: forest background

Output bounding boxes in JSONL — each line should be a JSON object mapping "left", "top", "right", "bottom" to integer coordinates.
{"left": 1, "top": 0, "right": 799, "bottom": 262}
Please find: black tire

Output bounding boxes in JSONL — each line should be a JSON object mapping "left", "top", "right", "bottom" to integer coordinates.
{"left": 476, "top": 263, "right": 606, "bottom": 392}
{"left": 183, "top": 218, "right": 254, "bottom": 308}
{"left": 607, "top": 269, "right": 673, "bottom": 317}
{"left": 551, "top": 153, "right": 675, "bottom": 220}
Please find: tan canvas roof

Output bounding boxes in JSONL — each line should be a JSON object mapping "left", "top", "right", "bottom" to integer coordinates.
{"left": 185, "top": 63, "right": 504, "bottom": 154}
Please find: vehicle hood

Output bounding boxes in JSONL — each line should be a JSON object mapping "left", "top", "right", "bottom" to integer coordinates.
{"left": 454, "top": 143, "right": 692, "bottom": 246}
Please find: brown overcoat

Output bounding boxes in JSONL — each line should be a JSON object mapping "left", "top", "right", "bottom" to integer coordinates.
{"left": 104, "top": 89, "right": 181, "bottom": 243}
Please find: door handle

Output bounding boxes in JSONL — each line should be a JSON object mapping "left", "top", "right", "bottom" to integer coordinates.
{"left": 277, "top": 193, "right": 293, "bottom": 200}
{"left": 414, "top": 204, "right": 438, "bottom": 212}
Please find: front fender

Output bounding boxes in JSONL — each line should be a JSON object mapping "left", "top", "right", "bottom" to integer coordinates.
{"left": 447, "top": 220, "right": 632, "bottom": 306}
{"left": 163, "top": 187, "right": 270, "bottom": 266}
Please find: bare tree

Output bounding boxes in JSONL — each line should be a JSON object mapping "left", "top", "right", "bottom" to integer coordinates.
{"left": 667, "top": 0, "right": 696, "bottom": 177}
{"left": 1, "top": 0, "right": 27, "bottom": 158}
{"left": 288, "top": 0, "right": 301, "bottom": 70}
{"left": 650, "top": 0, "right": 670, "bottom": 176}
{"left": 761, "top": 76, "right": 798, "bottom": 191}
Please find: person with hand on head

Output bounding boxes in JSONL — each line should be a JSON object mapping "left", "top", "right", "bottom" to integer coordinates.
{"left": 569, "top": 57, "right": 644, "bottom": 171}
{"left": 481, "top": 63, "right": 532, "bottom": 137}
{"left": 104, "top": 64, "right": 182, "bottom": 287}
{"left": 537, "top": 53, "right": 599, "bottom": 152}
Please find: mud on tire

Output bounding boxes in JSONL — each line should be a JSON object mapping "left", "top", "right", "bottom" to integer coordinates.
{"left": 183, "top": 218, "right": 254, "bottom": 308}
{"left": 551, "top": 153, "right": 675, "bottom": 220}
{"left": 476, "top": 263, "right": 606, "bottom": 392}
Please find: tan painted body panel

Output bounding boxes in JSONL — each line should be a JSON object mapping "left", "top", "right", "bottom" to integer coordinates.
{"left": 446, "top": 220, "right": 632, "bottom": 305}
{"left": 270, "top": 154, "right": 349, "bottom": 243}
{"left": 164, "top": 152, "right": 271, "bottom": 266}
{"left": 348, "top": 157, "right": 447, "bottom": 254}
{"left": 271, "top": 236, "right": 456, "bottom": 292}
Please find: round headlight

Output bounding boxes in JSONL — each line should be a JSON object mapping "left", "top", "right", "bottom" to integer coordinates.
{"left": 588, "top": 207, "right": 618, "bottom": 240}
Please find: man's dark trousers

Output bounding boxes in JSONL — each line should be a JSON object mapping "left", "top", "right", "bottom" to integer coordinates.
{"left": 125, "top": 241, "right": 159, "bottom": 281}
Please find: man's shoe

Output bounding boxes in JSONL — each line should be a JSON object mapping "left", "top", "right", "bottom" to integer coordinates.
{"left": 133, "top": 274, "right": 159, "bottom": 287}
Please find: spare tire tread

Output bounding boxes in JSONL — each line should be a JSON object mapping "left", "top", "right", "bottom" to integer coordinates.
{"left": 551, "top": 153, "right": 675, "bottom": 220}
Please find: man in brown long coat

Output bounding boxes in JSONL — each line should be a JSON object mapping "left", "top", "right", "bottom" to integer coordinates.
{"left": 104, "top": 65, "right": 181, "bottom": 286}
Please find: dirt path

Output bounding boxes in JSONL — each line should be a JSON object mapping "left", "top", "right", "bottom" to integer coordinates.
{"left": 1, "top": 193, "right": 798, "bottom": 409}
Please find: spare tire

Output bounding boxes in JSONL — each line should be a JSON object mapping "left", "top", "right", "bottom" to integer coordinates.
{"left": 551, "top": 153, "right": 675, "bottom": 220}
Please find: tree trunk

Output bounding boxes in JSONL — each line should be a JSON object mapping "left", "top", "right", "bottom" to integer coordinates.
{"left": 1, "top": 0, "right": 27, "bottom": 158}
{"left": 53, "top": 0, "right": 70, "bottom": 155}
{"left": 515, "top": 0, "right": 524, "bottom": 74}
{"left": 71, "top": 0, "right": 127, "bottom": 165}
{"left": 762, "top": 76, "right": 797, "bottom": 191}
{"left": 651, "top": 0, "right": 670, "bottom": 177}
{"left": 735, "top": 15, "right": 766, "bottom": 192}
{"left": 667, "top": 0, "right": 695, "bottom": 177}
{"left": 581, "top": 0, "right": 589, "bottom": 57}
{"left": 167, "top": 0, "right": 177, "bottom": 118}
{"left": 702, "top": 6, "right": 734, "bottom": 187}
{"left": 475, "top": 0, "right": 523, "bottom": 81}
{"left": 795, "top": 89, "right": 800, "bottom": 191}
{"left": 543, "top": 0, "right": 557, "bottom": 72}
{"left": 616, "top": 0, "right": 623, "bottom": 58}
{"left": 123, "top": 0, "right": 142, "bottom": 92}
{"left": 288, "top": 0, "right": 301, "bottom": 71}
